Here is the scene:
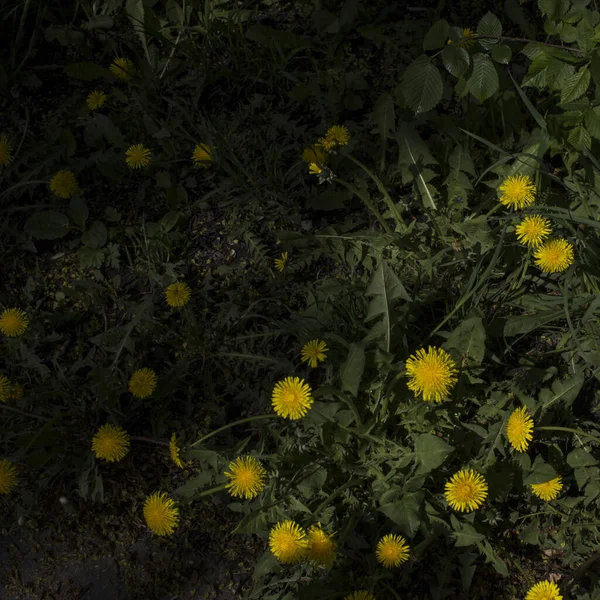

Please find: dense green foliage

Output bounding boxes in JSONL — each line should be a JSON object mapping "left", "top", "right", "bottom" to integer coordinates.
{"left": 4, "top": 0, "right": 600, "bottom": 598}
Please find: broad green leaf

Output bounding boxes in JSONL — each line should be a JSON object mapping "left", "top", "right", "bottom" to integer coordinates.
{"left": 560, "top": 68, "right": 591, "bottom": 104}
{"left": 65, "top": 62, "right": 109, "bottom": 80}
{"left": 491, "top": 44, "right": 512, "bottom": 64}
{"left": 520, "top": 521, "right": 541, "bottom": 545}
{"left": 175, "top": 471, "right": 214, "bottom": 498}
{"left": 94, "top": 114, "right": 123, "bottom": 145}
{"left": 69, "top": 197, "right": 89, "bottom": 229}
{"left": 126, "top": 0, "right": 150, "bottom": 65}
{"left": 78, "top": 247, "right": 104, "bottom": 268}
{"left": 448, "top": 144, "right": 476, "bottom": 175}
{"left": 524, "top": 455, "right": 556, "bottom": 485}
{"left": 414, "top": 433, "right": 454, "bottom": 474}
{"left": 477, "top": 12, "right": 502, "bottom": 49}
{"left": 568, "top": 125, "right": 592, "bottom": 150}
{"left": 423, "top": 19, "right": 449, "bottom": 51}
{"left": 233, "top": 509, "right": 269, "bottom": 534}
{"left": 584, "top": 107, "right": 600, "bottom": 139}
{"left": 372, "top": 92, "right": 395, "bottom": 139}
{"left": 538, "top": 374, "right": 584, "bottom": 411}
{"left": 451, "top": 515, "right": 485, "bottom": 546}
{"left": 297, "top": 467, "right": 327, "bottom": 498}
{"left": 339, "top": 343, "right": 365, "bottom": 397}
{"left": 444, "top": 317, "right": 486, "bottom": 366}
{"left": 538, "top": 0, "right": 570, "bottom": 20}
{"left": 161, "top": 210, "right": 181, "bottom": 232}
{"left": 365, "top": 261, "right": 411, "bottom": 351}
{"left": 81, "top": 221, "right": 107, "bottom": 249}
{"left": 468, "top": 54, "right": 499, "bottom": 102}
{"left": 253, "top": 551, "right": 280, "bottom": 579}
{"left": 25, "top": 211, "right": 70, "bottom": 240}
{"left": 402, "top": 55, "right": 443, "bottom": 114}
{"left": 379, "top": 492, "right": 423, "bottom": 537}
{"left": 442, "top": 44, "right": 470, "bottom": 78}
{"left": 567, "top": 448, "right": 598, "bottom": 468}
{"left": 477, "top": 540, "right": 508, "bottom": 576}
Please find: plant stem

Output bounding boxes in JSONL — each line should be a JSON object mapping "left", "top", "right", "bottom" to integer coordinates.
{"left": 333, "top": 177, "right": 391, "bottom": 233}
{"left": 131, "top": 435, "right": 170, "bottom": 447}
{"left": 190, "top": 414, "right": 277, "bottom": 448}
{"left": 0, "top": 405, "right": 49, "bottom": 421}
{"left": 535, "top": 426, "right": 600, "bottom": 445}
{"left": 479, "top": 35, "right": 585, "bottom": 54}
{"left": 193, "top": 483, "right": 228, "bottom": 498}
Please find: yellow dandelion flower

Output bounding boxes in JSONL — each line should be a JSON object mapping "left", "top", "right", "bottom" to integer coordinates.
{"left": 344, "top": 592, "right": 376, "bottom": 600}
{"left": 448, "top": 27, "right": 477, "bottom": 48}
{"left": 531, "top": 476, "right": 563, "bottom": 501}
{"left": 50, "top": 170, "right": 78, "bottom": 199}
{"left": 306, "top": 524, "right": 336, "bottom": 568}
{"left": 91, "top": 424, "right": 130, "bottom": 462}
{"left": 308, "top": 162, "right": 323, "bottom": 175}
{"left": 128, "top": 368, "right": 158, "bottom": 399}
{"left": 445, "top": 469, "right": 488, "bottom": 512}
{"left": 318, "top": 136, "right": 336, "bottom": 151}
{"left": 0, "top": 135, "right": 12, "bottom": 165}
{"left": 506, "top": 406, "right": 534, "bottom": 452}
{"left": 269, "top": 520, "right": 308, "bottom": 564}
{"left": 525, "top": 580, "right": 563, "bottom": 600}
{"left": 302, "top": 144, "right": 327, "bottom": 166}
{"left": 110, "top": 57, "right": 135, "bottom": 80}
{"left": 0, "top": 460, "right": 17, "bottom": 494}
{"left": 272, "top": 376, "right": 314, "bottom": 420}
{"left": 9, "top": 383, "right": 24, "bottom": 401}
{"left": 0, "top": 308, "right": 29, "bottom": 337}
{"left": 405, "top": 346, "right": 458, "bottom": 402}
{"left": 274, "top": 251, "right": 289, "bottom": 272}
{"left": 192, "top": 143, "right": 213, "bottom": 166}
{"left": 224, "top": 456, "right": 267, "bottom": 500}
{"left": 533, "top": 239, "right": 574, "bottom": 273}
{"left": 165, "top": 282, "right": 191, "bottom": 308}
{"left": 125, "top": 144, "right": 151, "bottom": 169}
{"left": 86, "top": 90, "right": 107, "bottom": 110}
{"left": 301, "top": 339, "right": 328, "bottom": 368}
{"left": 515, "top": 215, "right": 552, "bottom": 248}
{"left": 143, "top": 492, "right": 179, "bottom": 536}
{"left": 0, "top": 376, "right": 10, "bottom": 403}
{"left": 498, "top": 174, "right": 536, "bottom": 210}
{"left": 325, "top": 124, "right": 351, "bottom": 147}
{"left": 376, "top": 534, "right": 410, "bottom": 568}
{"left": 169, "top": 433, "right": 186, "bottom": 469}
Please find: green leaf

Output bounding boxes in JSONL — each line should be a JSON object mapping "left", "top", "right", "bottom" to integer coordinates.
{"left": 69, "top": 197, "right": 89, "bottom": 229}
{"left": 365, "top": 261, "right": 411, "bottom": 352}
{"left": 477, "top": 540, "right": 508, "bottom": 576}
{"left": 297, "top": 467, "right": 327, "bottom": 498}
{"left": 372, "top": 92, "right": 395, "bottom": 139}
{"left": 339, "top": 343, "right": 365, "bottom": 397}
{"left": 451, "top": 515, "right": 486, "bottom": 546}
{"left": 81, "top": 221, "right": 107, "bottom": 249}
{"left": 414, "top": 433, "right": 454, "bottom": 474}
{"left": 402, "top": 55, "right": 443, "bottom": 114}
{"left": 126, "top": 0, "right": 149, "bottom": 65}
{"left": 161, "top": 210, "right": 181, "bottom": 232}
{"left": 567, "top": 448, "right": 598, "bottom": 468}
{"left": 442, "top": 44, "right": 470, "bottom": 78}
{"left": 175, "top": 471, "right": 214, "bottom": 498}
{"left": 477, "top": 12, "right": 502, "bottom": 49}
{"left": 520, "top": 521, "right": 541, "bottom": 545}
{"left": 468, "top": 54, "right": 499, "bottom": 102}
{"left": 444, "top": 317, "right": 486, "bottom": 366}
{"left": 491, "top": 45, "right": 512, "bottom": 64}
{"left": 560, "top": 67, "right": 591, "bottom": 104}
{"left": 233, "top": 509, "right": 269, "bottom": 534}
{"left": 423, "top": 19, "right": 449, "bottom": 51}
{"left": 24, "top": 211, "right": 70, "bottom": 240}
{"left": 584, "top": 107, "right": 600, "bottom": 139}
{"left": 78, "top": 246, "right": 104, "bottom": 268}
{"left": 538, "top": 374, "right": 584, "bottom": 411}
{"left": 567, "top": 125, "right": 592, "bottom": 150}
{"left": 65, "top": 62, "right": 110, "bottom": 80}
{"left": 538, "top": 0, "right": 570, "bottom": 20}
{"left": 379, "top": 492, "right": 423, "bottom": 537}
{"left": 524, "top": 455, "right": 556, "bottom": 485}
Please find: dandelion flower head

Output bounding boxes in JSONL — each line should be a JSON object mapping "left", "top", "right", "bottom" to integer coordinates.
{"left": 50, "top": 170, "right": 78, "bottom": 199}
{"left": 274, "top": 251, "right": 288, "bottom": 272}
{"left": 319, "top": 124, "right": 350, "bottom": 150}
{"left": 344, "top": 592, "right": 376, "bottom": 600}
{"left": 272, "top": 376, "right": 313, "bottom": 419}
{"left": 110, "top": 57, "right": 135, "bottom": 80}
{"left": 405, "top": 346, "right": 458, "bottom": 402}
{"left": 448, "top": 27, "right": 477, "bottom": 48}
{"left": 306, "top": 524, "right": 336, "bottom": 568}
{"left": 143, "top": 492, "right": 179, "bottom": 536}
{"left": 0, "top": 135, "right": 12, "bottom": 165}
{"left": 192, "top": 143, "right": 213, "bottom": 166}
{"left": 309, "top": 162, "right": 323, "bottom": 175}
{"left": 301, "top": 339, "right": 328, "bottom": 368}
{"left": 534, "top": 239, "right": 574, "bottom": 273}
{"left": 125, "top": 144, "right": 151, "bottom": 169}
{"left": 0, "top": 308, "right": 29, "bottom": 337}
{"left": 0, "top": 460, "right": 17, "bottom": 494}
{"left": 165, "top": 282, "right": 191, "bottom": 308}
{"left": 498, "top": 174, "right": 536, "bottom": 210}
{"left": 525, "top": 580, "right": 563, "bottom": 600}
{"left": 376, "top": 534, "right": 410, "bottom": 568}
{"left": 515, "top": 215, "right": 552, "bottom": 247}
{"left": 128, "top": 368, "right": 158, "bottom": 398}
{"left": 9, "top": 382, "right": 24, "bottom": 401}
{"left": 531, "top": 477, "right": 563, "bottom": 501}
{"left": 445, "top": 468, "right": 488, "bottom": 512}
{"left": 224, "top": 456, "right": 267, "bottom": 500}
{"left": 169, "top": 433, "right": 186, "bottom": 469}
{"left": 87, "top": 90, "right": 107, "bottom": 110}
{"left": 92, "top": 424, "right": 130, "bottom": 462}
{"left": 506, "top": 406, "right": 534, "bottom": 452}
{"left": 0, "top": 376, "right": 10, "bottom": 403}
{"left": 269, "top": 520, "right": 308, "bottom": 564}
{"left": 302, "top": 144, "right": 327, "bottom": 166}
